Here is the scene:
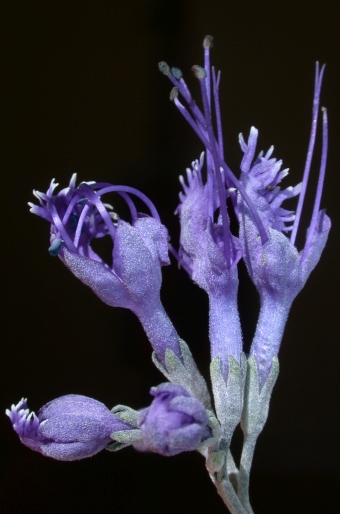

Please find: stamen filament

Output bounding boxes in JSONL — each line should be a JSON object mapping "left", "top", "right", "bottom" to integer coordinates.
{"left": 118, "top": 192, "right": 138, "bottom": 222}
{"left": 212, "top": 68, "right": 224, "bottom": 159}
{"left": 62, "top": 192, "right": 83, "bottom": 225}
{"left": 290, "top": 63, "right": 325, "bottom": 245}
{"left": 89, "top": 184, "right": 161, "bottom": 221}
{"left": 78, "top": 184, "right": 117, "bottom": 241}
{"left": 196, "top": 68, "right": 231, "bottom": 265}
{"left": 302, "top": 107, "right": 328, "bottom": 260}
{"left": 73, "top": 203, "right": 90, "bottom": 248}
{"left": 48, "top": 202, "right": 77, "bottom": 252}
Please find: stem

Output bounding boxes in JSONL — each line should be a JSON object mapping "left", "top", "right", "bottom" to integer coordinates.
{"left": 216, "top": 476, "right": 249, "bottom": 514}
{"left": 211, "top": 439, "right": 251, "bottom": 513}
{"left": 238, "top": 435, "right": 257, "bottom": 514}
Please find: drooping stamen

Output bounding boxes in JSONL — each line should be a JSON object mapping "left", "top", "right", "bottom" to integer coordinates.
{"left": 119, "top": 192, "right": 138, "bottom": 222}
{"left": 290, "top": 63, "right": 325, "bottom": 245}
{"left": 87, "top": 183, "right": 161, "bottom": 222}
{"left": 78, "top": 183, "right": 117, "bottom": 242}
{"left": 302, "top": 107, "right": 328, "bottom": 260}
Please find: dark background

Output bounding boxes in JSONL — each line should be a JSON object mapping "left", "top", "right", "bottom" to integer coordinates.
{"left": 2, "top": 1, "right": 339, "bottom": 513}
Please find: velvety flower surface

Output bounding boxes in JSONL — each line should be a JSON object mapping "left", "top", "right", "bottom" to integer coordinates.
{"left": 238, "top": 125, "right": 330, "bottom": 306}
{"left": 29, "top": 177, "right": 181, "bottom": 363}
{"left": 6, "top": 395, "right": 132, "bottom": 461}
{"left": 138, "top": 383, "right": 208, "bottom": 456}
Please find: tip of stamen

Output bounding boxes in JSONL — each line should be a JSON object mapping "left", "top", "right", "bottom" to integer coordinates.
{"left": 192, "top": 65, "right": 206, "bottom": 80}
{"left": 170, "top": 87, "right": 178, "bottom": 101}
{"left": 171, "top": 67, "right": 183, "bottom": 80}
{"left": 170, "top": 87, "right": 178, "bottom": 102}
{"left": 48, "top": 238, "right": 63, "bottom": 257}
{"left": 203, "top": 35, "right": 213, "bottom": 49}
{"left": 158, "top": 61, "right": 170, "bottom": 76}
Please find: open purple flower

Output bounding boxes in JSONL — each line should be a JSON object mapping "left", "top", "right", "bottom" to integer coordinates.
{"left": 138, "top": 383, "right": 208, "bottom": 456}
{"left": 6, "top": 395, "right": 132, "bottom": 461}
{"left": 159, "top": 38, "right": 246, "bottom": 379}
{"left": 238, "top": 65, "right": 330, "bottom": 386}
{"left": 29, "top": 177, "right": 180, "bottom": 363}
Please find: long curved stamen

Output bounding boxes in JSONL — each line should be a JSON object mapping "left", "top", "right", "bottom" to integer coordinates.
{"left": 62, "top": 192, "right": 83, "bottom": 225}
{"left": 302, "top": 107, "right": 328, "bottom": 260}
{"left": 203, "top": 38, "right": 215, "bottom": 221}
{"left": 89, "top": 184, "right": 161, "bottom": 221}
{"left": 78, "top": 183, "right": 117, "bottom": 241}
{"left": 118, "top": 192, "right": 138, "bottom": 222}
{"left": 290, "top": 63, "right": 325, "bottom": 245}
{"left": 48, "top": 201, "right": 77, "bottom": 252}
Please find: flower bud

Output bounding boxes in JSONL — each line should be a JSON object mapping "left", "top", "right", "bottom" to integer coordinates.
{"left": 6, "top": 395, "right": 132, "bottom": 461}
{"left": 138, "top": 383, "right": 208, "bottom": 456}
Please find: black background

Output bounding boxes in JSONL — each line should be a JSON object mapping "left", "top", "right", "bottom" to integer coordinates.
{"left": 2, "top": 1, "right": 339, "bottom": 513}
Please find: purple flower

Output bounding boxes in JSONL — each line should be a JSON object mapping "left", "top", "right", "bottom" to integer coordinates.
{"left": 138, "top": 383, "right": 208, "bottom": 456}
{"left": 29, "top": 177, "right": 180, "bottom": 363}
{"left": 159, "top": 38, "right": 245, "bottom": 379}
{"left": 160, "top": 38, "right": 330, "bottom": 388}
{"left": 6, "top": 395, "right": 132, "bottom": 461}
{"left": 238, "top": 65, "right": 330, "bottom": 386}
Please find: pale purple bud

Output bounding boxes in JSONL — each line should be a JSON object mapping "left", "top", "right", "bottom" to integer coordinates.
{"left": 138, "top": 383, "right": 208, "bottom": 457}
{"left": 6, "top": 395, "right": 132, "bottom": 461}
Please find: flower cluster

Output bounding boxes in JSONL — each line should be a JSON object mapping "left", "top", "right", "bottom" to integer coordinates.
{"left": 8, "top": 37, "right": 330, "bottom": 514}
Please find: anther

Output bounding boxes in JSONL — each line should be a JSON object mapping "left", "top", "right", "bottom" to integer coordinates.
{"left": 203, "top": 35, "right": 213, "bottom": 49}
{"left": 158, "top": 61, "right": 170, "bottom": 76}
{"left": 48, "top": 238, "right": 63, "bottom": 256}
{"left": 171, "top": 67, "right": 183, "bottom": 79}
{"left": 170, "top": 87, "right": 178, "bottom": 101}
{"left": 191, "top": 65, "right": 206, "bottom": 80}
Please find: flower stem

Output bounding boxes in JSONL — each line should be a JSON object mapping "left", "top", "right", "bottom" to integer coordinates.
{"left": 238, "top": 435, "right": 257, "bottom": 514}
